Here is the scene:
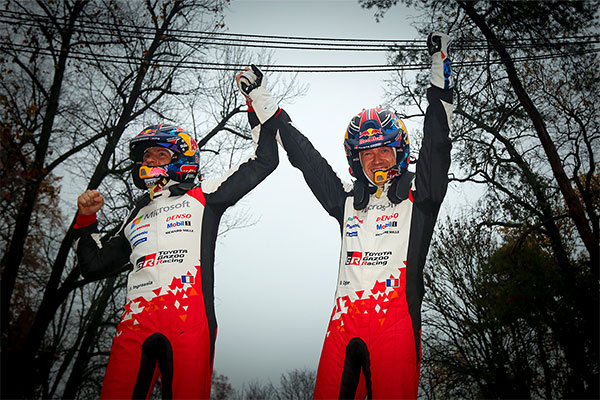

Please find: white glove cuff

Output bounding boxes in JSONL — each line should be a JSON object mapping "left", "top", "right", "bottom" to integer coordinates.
{"left": 249, "top": 86, "right": 278, "bottom": 123}
{"left": 430, "top": 34, "right": 453, "bottom": 89}
{"left": 430, "top": 55, "right": 446, "bottom": 89}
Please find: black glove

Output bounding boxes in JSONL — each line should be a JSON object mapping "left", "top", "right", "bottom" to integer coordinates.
{"left": 236, "top": 64, "right": 278, "bottom": 123}
{"left": 238, "top": 64, "right": 263, "bottom": 97}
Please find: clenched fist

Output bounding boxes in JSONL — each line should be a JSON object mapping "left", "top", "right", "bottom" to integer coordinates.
{"left": 77, "top": 189, "right": 104, "bottom": 215}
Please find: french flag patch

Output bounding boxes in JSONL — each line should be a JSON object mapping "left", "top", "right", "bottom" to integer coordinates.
{"left": 181, "top": 275, "right": 194, "bottom": 284}
{"left": 386, "top": 278, "right": 400, "bottom": 288}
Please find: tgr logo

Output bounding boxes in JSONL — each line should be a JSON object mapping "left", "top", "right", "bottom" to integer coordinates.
{"left": 135, "top": 253, "right": 157, "bottom": 270}
{"left": 346, "top": 251, "right": 362, "bottom": 266}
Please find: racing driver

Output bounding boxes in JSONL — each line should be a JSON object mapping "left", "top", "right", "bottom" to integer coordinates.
{"left": 238, "top": 32, "right": 453, "bottom": 398}
{"left": 74, "top": 93, "right": 278, "bottom": 398}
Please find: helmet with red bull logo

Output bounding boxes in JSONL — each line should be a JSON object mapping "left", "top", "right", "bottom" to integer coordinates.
{"left": 343, "top": 108, "right": 410, "bottom": 185}
{"left": 130, "top": 124, "right": 200, "bottom": 190}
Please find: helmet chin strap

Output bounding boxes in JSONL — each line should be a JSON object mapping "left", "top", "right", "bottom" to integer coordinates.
{"left": 364, "top": 169, "right": 392, "bottom": 199}
{"left": 373, "top": 170, "right": 388, "bottom": 185}
{"left": 148, "top": 177, "right": 169, "bottom": 199}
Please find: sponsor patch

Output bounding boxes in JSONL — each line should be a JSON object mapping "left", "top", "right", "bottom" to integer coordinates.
{"left": 132, "top": 237, "right": 148, "bottom": 249}
{"left": 345, "top": 251, "right": 392, "bottom": 266}
{"left": 135, "top": 253, "right": 157, "bottom": 270}
{"left": 346, "top": 251, "right": 362, "bottom": 266}
{"left": 167, "top": 220, "right": 192, "bottom": 229}
{"left": 376, "top": 221, "right": 398, "bottom": 230}
{"left": 130, "top": 216, "right": 143, "bottom": 230}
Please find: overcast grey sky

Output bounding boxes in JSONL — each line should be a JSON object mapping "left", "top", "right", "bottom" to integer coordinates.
{"left": 211, "top": 0, "right": 434, "bottom": 390}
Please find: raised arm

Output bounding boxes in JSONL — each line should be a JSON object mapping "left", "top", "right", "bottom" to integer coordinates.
{"left": 238, "top": 65, "right": 349, "bottom": 224}
{"left": 200, "top": 68, "right": 279, "bottom": 210}
{"left": 414, "top": 33, "right": 454, "bottom": 208}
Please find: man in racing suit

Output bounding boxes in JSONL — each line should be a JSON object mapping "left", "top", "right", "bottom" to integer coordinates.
{"left": 238, "top": 32, "right": 453, "bottom": 398}
{"left": 74, "top": 110, "right": 278, "bottom": 397}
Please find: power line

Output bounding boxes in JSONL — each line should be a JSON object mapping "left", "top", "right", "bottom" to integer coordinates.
{"left": 3, "top": 41, "right": 598, "bottom": 73}
{"left": 3, "top": 9, "right": 597, "bottom": 44}
{"left": 1, "top": 9, "right": 598, "bottom": 74}
{"left": 1, "top": 10, "right": 598, "bottom": 53}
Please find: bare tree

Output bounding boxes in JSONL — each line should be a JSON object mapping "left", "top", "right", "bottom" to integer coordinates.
{"left": 0, "top": 1, "right": 305, "bottom": 398}
{"left": 211, "top": 371, "right": 235, "bottom": 400}
{"left": 420, "top": 214, "right": 566, "bottom": 399}
{"left": 277, "top": 368, "right": 316, "bottom": 400}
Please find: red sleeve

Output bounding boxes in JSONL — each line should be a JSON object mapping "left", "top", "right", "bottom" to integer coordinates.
{"left": 74, "top": 213, "right": 97, "bottom": 229}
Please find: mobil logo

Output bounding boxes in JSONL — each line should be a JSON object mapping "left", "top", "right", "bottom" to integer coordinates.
{"left": 376, "top": 213, "right": 399, "bottom": 222}
{"left": 376, "top": 221, "right": 398, "bottom": 230}
{"left": 166, "top": 220, "right": 191, "bottom": 229}
{"left": 166, "top": 213, "right": 192, "bottom": 222}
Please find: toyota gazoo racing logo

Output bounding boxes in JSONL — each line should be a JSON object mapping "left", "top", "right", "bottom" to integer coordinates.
{"left": 345, "top": 251, "right": 392, "bottom": 266}
{"left": 134, "top": 249, "right": 188, "bottom": 271}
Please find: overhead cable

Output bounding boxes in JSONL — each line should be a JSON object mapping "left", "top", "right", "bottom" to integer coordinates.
{"left": 1, "top": 11, "right": 598, "bottom": 53}
{"left": 3, "top": 42, "right": 598, "bottom": 73}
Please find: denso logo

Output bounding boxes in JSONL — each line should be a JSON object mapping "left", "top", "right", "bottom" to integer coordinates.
{"left": 376, "top": 213, "right": 399, "bottom": 222}
{"left": 166, "top": 213, "right": 191, "bottom": 222}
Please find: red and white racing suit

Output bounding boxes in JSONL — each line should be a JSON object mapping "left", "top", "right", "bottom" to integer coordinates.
{"left": 74, "top": 119, "right": 277, "bottom": 399}
{"left": 267, "top": 86, "right": 452, "bottom": 398}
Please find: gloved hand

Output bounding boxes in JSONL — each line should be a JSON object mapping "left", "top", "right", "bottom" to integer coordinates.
{"left": 236, "top": 64, "right": 279, "bottom": 123}
{"left": 428, "top": 32, "right": 453, "bottom": 90}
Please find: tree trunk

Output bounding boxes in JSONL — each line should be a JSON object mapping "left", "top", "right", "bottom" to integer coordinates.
{"left": 457, "top": 0, "right": 598, "bottom": 275}
{"left": 62, "top": 276, "right": 118, "bottom": 399}
{"left": 0, "top": 0, "right": 87, "bottom": 339}
{"left": 2, "top": 4, "right": 189, "bottom": 397}
{"left": 457, "top": 2, "right": 599, "bottom": 396}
